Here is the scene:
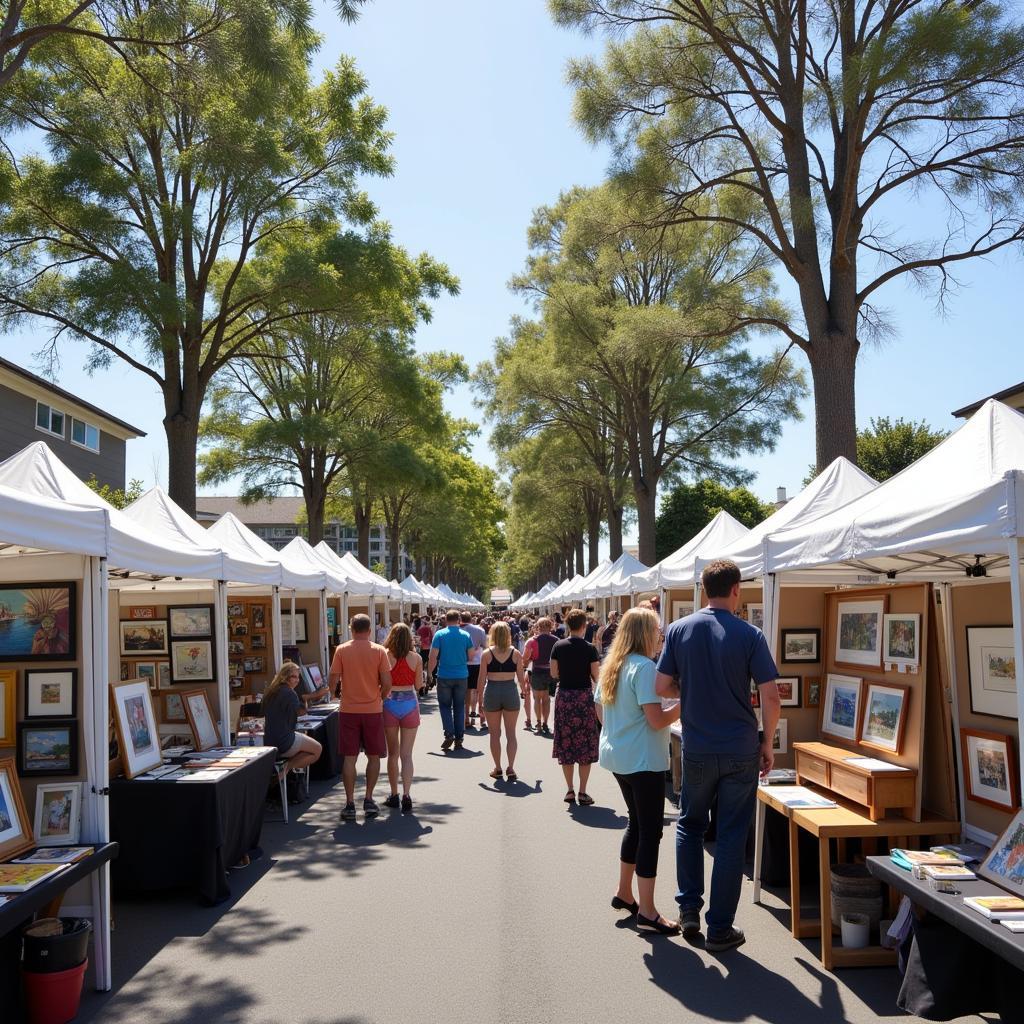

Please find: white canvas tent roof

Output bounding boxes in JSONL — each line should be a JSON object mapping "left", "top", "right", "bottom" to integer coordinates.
{"left": 765, "top": 401, "right": 1024, "bottom": 580}
{"left": 628, "top": 510, "right": 750, "bottom": 592}
{"left": 279, "top": 536, "right": 347, "bottom": 593}
{"left": 206, "top": 512, "right": 323, "bottom": 591}
{"left": 311, "top": 542, "right": 383, "bottom": 597}
{"left": 562, "top": 559, "right": 612, "bottom": 603}
{"left": 544, "top": 575, "right": 582, "bottom": 606}
{"left": 699, "top": 457, "right": 878, "bottom": 580}
{"left": 583, "top": 552, "right": 648, "bottom": 598}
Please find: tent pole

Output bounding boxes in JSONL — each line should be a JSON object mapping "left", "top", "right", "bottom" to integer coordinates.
{"left": 659, "top": 588, "right": 668, "bottom": 629}
{"left": 271, "top": 587, "right": 283, "bottom": 673}
{"left": 762, "top": 574, "right": 780, "bottom": 662}
{"left": 342, "top": 592, "right": 350, "bottom": 642}
{"left": 319, "top": 589, "right": 329, "bottom": 672}
{"left": 215, "top": 581, "right": 231, "bottom": 746}
{"left": 1008, "top": 538, "right": 1024, "bottom": 802}
{"left": 940, "top": 582, "right": 968, "bottom": 827}
{"left": 90, "top": 556, "right": 112, "bottom": 990}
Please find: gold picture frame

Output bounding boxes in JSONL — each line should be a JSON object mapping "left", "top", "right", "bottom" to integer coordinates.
{"left": 0, "top": 755, "right": 35, "bottom": 860}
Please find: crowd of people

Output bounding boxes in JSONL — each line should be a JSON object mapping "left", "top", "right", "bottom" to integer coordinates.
{"left": 260, "top": 558, "right": 782, "bottom": 951}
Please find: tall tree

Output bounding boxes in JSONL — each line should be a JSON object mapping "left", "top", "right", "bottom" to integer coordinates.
{"left": 552, "top": 0, "right": 1024, "bottom": 471}
{"left": 0, "top": 5, "right": 391, "bottom": 514}
{"left": 854, "top": 416, "right": 949, "bottom": 482}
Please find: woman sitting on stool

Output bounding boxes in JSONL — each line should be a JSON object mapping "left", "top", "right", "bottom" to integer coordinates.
{"left": 263, "top": 661, "right": 322, "bottom": 802}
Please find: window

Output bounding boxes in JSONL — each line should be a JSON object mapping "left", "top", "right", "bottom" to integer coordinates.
{"left": 35, "top": 402, "right": 65, "bottom": 439}
{"left": 70, "top": 417, "right": 100, "bottom": 452}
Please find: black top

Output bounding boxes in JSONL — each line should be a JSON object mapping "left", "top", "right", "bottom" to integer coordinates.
{"left": 487, "top": 647, "right": 516, "bottom": 673}
{"left": 263, "top": 686, "right": 300, "bottom": 754}
{"left": 550, "top": 636, "right": 599, "bottom": 690}
{"left": 584, "top": 622, "right": 598, "bottom": 643}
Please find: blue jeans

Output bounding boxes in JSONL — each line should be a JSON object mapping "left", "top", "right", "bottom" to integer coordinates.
{"left": 676, "top": 751, "right": 759, "bottom": 935}
{"left": 436, "top": 678, "right": 467, "bottom": 740}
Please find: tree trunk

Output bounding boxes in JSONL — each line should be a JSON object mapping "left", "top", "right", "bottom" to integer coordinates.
{"left": 164, "top": 412, "right": 200, "bottom": 517}
{"left": 388, "top": 523, "right": 402, "bottom": 580}
{"left": 575, "top": 534, "right": 584, "bottom": 576}
{"left": 353, "top": 499, "right": 372, "bottom": 565}
{"left": 634, "top": 480, "right": 658, "bottom": 567}
{"left": 606, "top": 501, "right": 624, "bottom": 561}
{"left": 806, "top": 329, "right": 859, "bottom": 471}
{"left": 304, "top": 482, "right": 327, "bottom": 546}
{"left": 584, "top": 492, "right": 602, "bottom": 571}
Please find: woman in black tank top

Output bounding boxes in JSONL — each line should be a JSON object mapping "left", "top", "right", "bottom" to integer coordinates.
{"left": 478, "top": 621, "right": 526, "bottom": 782}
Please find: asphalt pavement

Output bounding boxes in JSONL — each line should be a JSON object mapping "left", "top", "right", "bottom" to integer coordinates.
{"left": 76, "top": 695, "right": 993, "bottom": 1024}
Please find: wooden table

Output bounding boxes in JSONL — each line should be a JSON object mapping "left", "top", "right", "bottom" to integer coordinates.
{"left": 753, "top": 784, "right": 958, "bottom": 970}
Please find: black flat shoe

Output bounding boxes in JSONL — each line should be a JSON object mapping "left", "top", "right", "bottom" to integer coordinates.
{"left": 611, "top": 896, "right": 639, "bottom": 914}
{"left": 636, "top": 913, "right": 681, "bottom": 936}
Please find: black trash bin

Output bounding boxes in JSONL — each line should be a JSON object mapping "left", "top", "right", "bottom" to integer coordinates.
{"left": 22, "top": 918, "right": 91, "bottom": 973}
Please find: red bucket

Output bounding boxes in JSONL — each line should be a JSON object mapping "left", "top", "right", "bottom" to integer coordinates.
{"left": 21, "top": 958, "right": 88, "bottom": 1024}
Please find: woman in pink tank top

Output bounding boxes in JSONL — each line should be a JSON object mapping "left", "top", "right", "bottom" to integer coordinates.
{"left": 382, "top": 623, "right": 423, "bottom": 813}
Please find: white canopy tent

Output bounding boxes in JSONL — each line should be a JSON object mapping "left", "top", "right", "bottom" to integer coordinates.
{"left": 561, "top": 560, "right": 611, "bottom": 605}
{"left": 543, "top": 575, "right": 582, "bottom": 609}
{"left": 582, "top": 552, "right": 649, "bottom": 600}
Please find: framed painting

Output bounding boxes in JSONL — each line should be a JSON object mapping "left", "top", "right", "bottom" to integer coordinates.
{"left": 250, "top": 633, "right": 266, "bottom": 650}
{"left": 227, "top": 601, "right": 245, "bottom": 618}
{"left": 17, "top": 720, "right": 78, "bottom": 776}
{"left": 781, "top": 629, "right": 820, "bottom": 664}
{"left": 883, "top": 613, "right": 920, "bottom": 668}
{"left": 746, "top": 604, "right": 765, "bottom": 631}
{"left": 805, "top": 678, "right": 821, "bottom": 709}
{"left": 771, "top": 719, "right": 788, "bottom": 755}
{"left": 228, "top": 640, "right": 245, "bottom": 657}
{"left": 835, "top": 597, "right": 887, "bottom": 667}
{"left": 133, "top": 662, "right": 157, "bottom": 691}
{"left": 24, "top": 669, "right": 77, "bottom": 719}
{"left": 280, "top": 610, "right": 308, "bottom": 646}
{"left": 776, "top": 677, "right": 801, "bottom": 707}
{"left": 182, "top": 690, "right": 220, "bottom": 751}
{"left": 161, "top": 691, "right": 187, "bottom": 723}
{"left": 961, "top": 728, "right": 1018, "bottom": 812}
{"left": 230, "top": 620, "right": 248, "bottom": 637}
{"left": 967, "top": 626, "right": 1017, "bottom": 719}
{"left": 168, "top": 604, "right": 214, "bottom": 639}
{"left": 978, "top": 808, "right": 1024, "bottom": 894}
{"left": 157, "top": 662, "right": 171, "bottom": 690}
{"left": 119, "top": 619, "right": 168, "bottom": 656}
{"left": 0, "top": 669, "right": 15, "bottom": 746}
{"left": 110, "top": 678, "right": 162, "bottom": 779}
{"left": 324, "top": 607, "right": 335, "bottom": 635}
{"left": 671, "top": 601, "right": 695, "bottom": 622}
{"left": 821, "top": 674, "right": 862, "bottom": 744}
{"left": 0, "top": 582, "right": 76, "bottom": 662}
{"left": 859, "top": 682, "right": 910, "bottom": 755}
{"left": 171, "top": 640, "right": 215, "bottom": 684}
{"left": 251, "top": 605, "right": 267, "bottom": 629}
{"left": 33, "top": 781, "right": 82, "bottom": 846}
{"left": 0, "top": 756, "right": 34, "bottom": 860}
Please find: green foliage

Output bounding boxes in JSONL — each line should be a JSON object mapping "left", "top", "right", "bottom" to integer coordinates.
{"left": 654, "top": 481, "right": 773, "bottom": 563}
{"left": 83, "top": 474, "right": 144, "bottom": 510}
{"left": 370, "top": 561, "right": 387, "bottom": 577}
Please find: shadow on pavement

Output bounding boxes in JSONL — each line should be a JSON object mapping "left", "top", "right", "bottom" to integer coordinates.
{"left": 477, "top": 778, "right": 543, "bottom": 798}
{"left": 567, "top": 804, "right": 628, "bottom": 829}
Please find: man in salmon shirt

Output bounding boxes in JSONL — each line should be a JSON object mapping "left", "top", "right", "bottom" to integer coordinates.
{"left": 330, "top": 613, "right": 393, "bottom": 820}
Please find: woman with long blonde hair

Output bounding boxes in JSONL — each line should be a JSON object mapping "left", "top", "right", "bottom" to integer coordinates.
{"left": 595, "top": 607, "right": 680, "bottom": 935}
{"left": 263, "top": 661, "right": 323, "bottom": 802}
{"left": 382, "top": 622, "right": 423, "bottom": 813}
{"left": 477, "top": 620, "right": 525, "bottom": 782}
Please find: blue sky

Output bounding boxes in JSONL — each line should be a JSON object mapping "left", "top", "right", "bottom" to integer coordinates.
{"left": 2, "top": 0, "right": 1020, "bottom": 550}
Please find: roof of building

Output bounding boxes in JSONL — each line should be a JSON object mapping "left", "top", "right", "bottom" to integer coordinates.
{"left": 951, "top": 380, "right": 1024, "bottom": 418}
{"left": 195, "top": 496, "right": 306, "bottom": 525}
{"left": 0, "top": 355, "right": 146, "bottom": 438}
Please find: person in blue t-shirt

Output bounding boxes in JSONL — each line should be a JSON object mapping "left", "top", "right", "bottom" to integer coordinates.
{"left": 656, "top": 558, "right": 781, "bottom": 953}
{"left": 428, "top": 609, "right": 474, "bottom": 751}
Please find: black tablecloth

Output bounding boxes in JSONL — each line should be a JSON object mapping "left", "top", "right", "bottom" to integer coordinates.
{"left": 110, "top": 750, "right": 275, "bottom": 905}
{"left": 867, "top": 855, "right": 1024, "bottom": 1021}
{"left": 305, "top": 709, "right": 340, "bottom": 780}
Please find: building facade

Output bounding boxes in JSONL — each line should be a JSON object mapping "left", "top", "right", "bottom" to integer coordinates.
{"left": 0, "top": 356, "right": 145, "bottom": 488}
{"left": 195, "top": 495, "right": 416, "bottom": 576}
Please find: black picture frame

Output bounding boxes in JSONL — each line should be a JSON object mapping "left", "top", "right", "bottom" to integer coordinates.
{"left": 167, "top": 603, "right": 215, "bottom": 640}
{"left": 17, "top": 719, "right": 79, "bottom": 776}
{"left": 0, "top": 581, "right": 77, "bottom": 662}
{"left": 780, "top": 628, "right": 821, "bottom": 664}
{"left": 24, "top": 668, "right": 78, "bottom": 719}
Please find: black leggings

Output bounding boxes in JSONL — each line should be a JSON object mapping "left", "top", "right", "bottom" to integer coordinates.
{"left": 614, "top": 770, "right": 666, "bottom": 879}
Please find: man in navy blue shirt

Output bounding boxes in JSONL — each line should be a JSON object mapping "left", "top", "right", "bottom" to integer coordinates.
{"left": 428, "top": 609, "right": 474, "bottom": 751}
{"left": 656, "top": 559, "right": 781, "bottom": 952}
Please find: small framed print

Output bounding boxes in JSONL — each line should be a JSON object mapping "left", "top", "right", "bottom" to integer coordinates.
{"left": 110, "top": 678, "right": 161, "bottom": 779}
{"left": 0, "top": 756, "right": 34, "bottom": 860}
{"left": 168, "top": 604, "right": 214, "bottom": 639}
{"left": 120, "top": 619, "right": 168, "bottom": 656}
{"left": 230, "top": 620, "right": 248, "bottom": 637}
{"left": 672, "top": 601, "right": 695, "bottom": 622}
{"left": 962, "top": 728, "right": 1018, "bottom": 812}
{"left": 821, "top": 674, "right": 862, "bottom": 744}
{"left": 835, "top": 598, "right": 887, "bottom": 667}
{"left": 133, "top": 662, "right": 157, "bottom": 691}
{"left": 161, "top": 691, "right": 187, "bottom": 723}
{"left": 883, "top": 613, "right": 920, "bottom": 668}
{"left": 967, "top": 626, "right": 1017, "bottom": 719}
{"left": 0, "top": 669, "right": 16, "bottom": 745}
{"left": 250, "top": 605, "right": 267, "bottom": 629}
{"left": 33, "top": 781, "right": 82, "bottom": 846}
{"left": 24, "top": 669, "right": 77, "bottom": 719}
{"left": 157, "top": 662, "right": 171, "bottom": 690}
{"left": 805, "top": 678, "right": 821, "bottom": 708}
{"left": 776, "top": 677, "right": 800, "bottom": 707}
{"left": 17, "top": 720, "right": 78, "bottom": 776}
{"left": 281, "top": 610, "right": 308, "bottom": 645}
{"left": 227, "top": 601, "right": 245, "bottom": 618}
{"left": 128, "top": 606, "right": 157, "bottom": 621}
{"left": 859, "top": 682, "right": 910, "bottom": 755}
{"left": 746, "top": 604, "right": 764, "bottom": 631}
{"left": 171, "top": 640, "right": 215, "bottom": 684}
{"left": 182, "top": 689, "right": 220, "bottom": 751}
{"left": 772, "top": 719, "right": 788, "bottom": 755}
{"left": 781, "top": 629, "right": 820, "bottom": 664}
{"left": 250, "top": 633, "right": 266, "bottom": 650}
{"left": 228, "top": 640, "right": 245, "bottom": 657}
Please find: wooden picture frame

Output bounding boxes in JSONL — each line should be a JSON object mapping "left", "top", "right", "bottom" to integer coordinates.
{"left": 0, "top": 582, "right": 76, "bottom": 662}
{"left": 226, "top": 601, "right": 245, "bottom": 618}
{"left": 128, "top": 605, "right": 158, "bottom": 620}
{"left": 834, "top": 597, "right": 887, "bottom": 667}
{"left": 883, "top": 613, "right": 920, "bottom": 668}
{"left": 168, "top": 604, "right": 214, "bottom": 639}
{"left": 0, "top": 756, "right": 34, "bottom": 860}
{"left": 859, "top": 681, "right": 910, "bottom": 755}
{"left": 978, "top": 808, "right": 1024, "bottom": 894}
{"left": 805, "top": 678, "right": 821, "bottom": 708}
{"left": 157, "top": 662, "right": 171, "bottom": 690}
{"left": 230, "top": 620, "right": 248, "bottom": 637}
{"left": 746, "top": 603, "right": 764, "bottom": 631}
{"left": 33, "top": 781, "right": 82, "bottom": 846}
{"left": 821, "top": 674, "right": 862, "bottom": 744}
{"left": 182, "top": 689, "right": 220, "bottom": 751}
{"left": 967, "top": 625, "right": 1016, "bottom": 719}
{"left": 24, "top": 669, "right": 77, "bottom": 719}
{"left": 110, "top": 678, "right": 162, "bottom": 779}
{"left": 776, "top": 677, "right": 801, "bottom": 707}
{"left": 119, "top": 619, "right": 169, "bottom": 657}
{"left": 161, "top": 691, "right": 188, "bottom": 723}
{"left": 171, "top": 640, "right": 215, "bottom": 684}
{"left": 0, "top": 669, "right": 15, "bottom": 746}
{"left": 961, "top": 727, "right": 1018, "bottom": 812}
{"left": 250, "top": 605, "right": 267, "bottom": 629}
{"left": 17, "top": 720, "right": 78, "bottom": 776}
{"left": 781, "top": 629, "right": 820, "bottom": 664}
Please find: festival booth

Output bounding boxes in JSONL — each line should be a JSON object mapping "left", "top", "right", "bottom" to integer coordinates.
{"left": 310, "top": 541, "right": 389, "bottom": 643}
{"left": 560, "top": 560, "right": 611, "bottom": 611}
{"left": 540, "top": 575, "right": 581, "bottom": 613}
{"left": 579, "top": 552, "right": 648, "bottom": 618}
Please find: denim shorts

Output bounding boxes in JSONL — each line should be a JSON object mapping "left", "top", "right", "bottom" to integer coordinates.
{"left": 483, "top": 680, "right": 521, "bottom": 712}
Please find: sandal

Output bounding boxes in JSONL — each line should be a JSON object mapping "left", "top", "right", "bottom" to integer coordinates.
{"left": 578, "top": 792, "right": 595, "bottom": 806}
{"left": 489, "top": 767, "right": 503, "bottom": 780}
{"left": 506, "top": 768, "right": 517, "bottom": 782}
{"left": 564, "top": 789, "right": 576, "bottom": 804}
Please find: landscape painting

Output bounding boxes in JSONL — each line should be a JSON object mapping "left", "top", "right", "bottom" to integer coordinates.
{"left": 835, "top": 598, "right": 886, "bottom": 667}
{"left": 781, "top": 629, "right": 819, "bottom": 664}
{"left": 980, "top": 810, "right": 1024, "bottom": 892}
{"left": 859, "top": 683, "right": 908, "bottom": 754}
{"left": 120, "top": 620, "right": 169, "bottom": 656}
{"left": 962, "top": 728, "right": 1018, "bottom": 811}
{"left": 0, "top": 583, "right": 76, "bottom": 662}
{"left": 883, "top": 613, "right": 920, "bottom": 667}
{"left": 17, "top": 721, "right": 77, "bottom": 776}
{"left": 822, "top": 674, "right": 862, "bottom": 743}
{"left": 967, "top": 626, "right": 1017, "bottom": 718}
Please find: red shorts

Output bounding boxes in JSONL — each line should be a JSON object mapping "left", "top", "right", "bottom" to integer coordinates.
{"left": 338, "top": 712, "right": 387, "bottom": 758}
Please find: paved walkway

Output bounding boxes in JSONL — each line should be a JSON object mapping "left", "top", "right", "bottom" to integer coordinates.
{"left": 79, "top": 697, "right": 991, "bottom": 1024}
